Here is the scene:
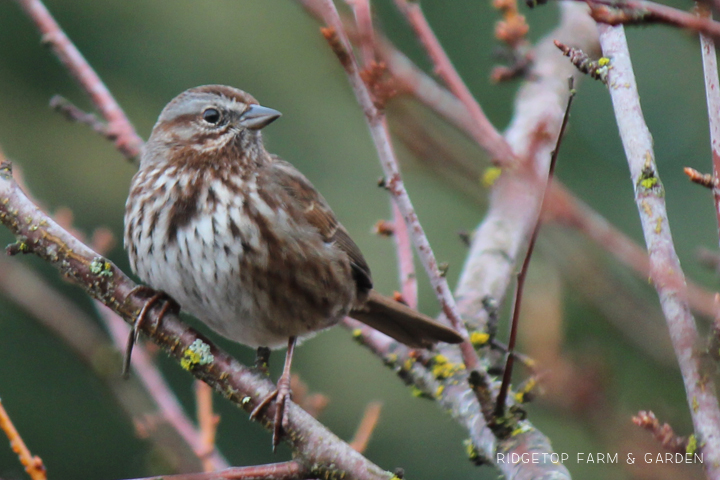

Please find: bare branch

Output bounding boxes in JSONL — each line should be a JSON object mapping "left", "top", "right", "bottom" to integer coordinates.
{"left": 391, "top": 203, "right": 417, "bottom": 309}
{"left": 124, "top": 462, "right": 305, "bottom": 480}
{"left": 349, "top": 402, "right": 382, "bottom": 453}
{"left": 0, "top": 399, "right": 47, "bottom": 480}
{"left": 97, "top": 303, "right": 230, "bottom": 471}
{"left": 316, "top": 5, "right": 478, "bottom": 368}
{"left": 697, "top": 3, "right": 720, "bottom": 244}
{"left": 14, "top": 0, "right": 143, "bottom": 160}
{"left": 393, "top": 0, "right": 516, "bottom": 166}
{"left": 599, "top": 23, "right": 720, "bottom": 477}
{"left": 195, "top": 381, "right": 221, "bottom": 472}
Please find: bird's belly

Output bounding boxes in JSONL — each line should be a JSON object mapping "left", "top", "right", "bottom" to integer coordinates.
{"left": 130, "top": 209, "right": 356, "bottom": 349}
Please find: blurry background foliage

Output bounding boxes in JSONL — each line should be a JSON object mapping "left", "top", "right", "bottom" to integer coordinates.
{"left": 0, "top": 1, "right": 716, "bottom": 479}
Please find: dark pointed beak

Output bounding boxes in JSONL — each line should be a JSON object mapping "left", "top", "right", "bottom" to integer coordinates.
{"left": 239, "top": 104, "right": 281, "bottom": 130}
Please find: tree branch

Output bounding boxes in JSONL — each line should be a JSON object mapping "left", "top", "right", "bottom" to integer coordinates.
{"left": 14, "top": 0, "right": 143, "bottom": 160}
{"left": 392, "top": 0, "right": 517, "bottom": 166}
{"left": 599, "top": 23, "right": 720, "bottom": 478}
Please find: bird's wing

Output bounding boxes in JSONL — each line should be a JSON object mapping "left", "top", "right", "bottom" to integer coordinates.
{"left": 265, "top": 157, "right": 373, "bottom": 292}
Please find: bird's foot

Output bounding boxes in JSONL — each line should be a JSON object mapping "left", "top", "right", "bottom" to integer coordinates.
{"left": 250, "top": 375, "right": 291, "bottom": 451}
{"left": 123, "top": 287, "right": 179, "bottom": 377}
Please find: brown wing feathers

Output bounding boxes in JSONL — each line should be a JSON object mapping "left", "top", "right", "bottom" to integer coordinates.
{"left": 270, "top": 158, "right": 462, "bottom": 347}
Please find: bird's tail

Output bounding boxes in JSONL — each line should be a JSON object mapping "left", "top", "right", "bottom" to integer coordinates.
{"left": 350, "top": 290, "right": 464, "bottom": 348}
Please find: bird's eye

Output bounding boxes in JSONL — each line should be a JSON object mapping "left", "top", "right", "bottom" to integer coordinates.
{"left": 202, "top": 108, "right": 221, "bottom": 125}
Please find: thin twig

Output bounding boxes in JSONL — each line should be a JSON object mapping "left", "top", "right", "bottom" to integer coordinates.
{"left": 584, "top": 0, "right": 720, "bottom": 41}
{"left": 124, "top": 462, "right": 306, "bottom": 480}
{"left": 599, "top": 23, "right": 720, "bottom": 478}
{"left": 14, "top": 0, "right": 143, "bottom": 160}
{"left": 349, "top": 402, "right": 382, "bottom": 453}
{"left": 0, "top": 400, "right": 47, "bottom": 480}
{"left": 495, "top": 79, "right": 575, "bottom": 417}
{"left": 697, "top": 3, "right": 720, "bottom": 243}
{"left": 317, "top": 5, "right": 478, "bottom": 368}
{"left": 50, "top": 95, "right": 110, "bottom": 136}
{"left": 393, "top": 0, "right": 516, "bottom": 166}
{"left": 195, "top": 381, "right": 220, "bottom": 472}
{"left": 391, "top": 202, "right": 417, "bottom": 309}
{"left": 632, "top": 410, "right": 689, "bottom": 454}
{"left": 346, "top": 0, "right": 375, "bottom": 65}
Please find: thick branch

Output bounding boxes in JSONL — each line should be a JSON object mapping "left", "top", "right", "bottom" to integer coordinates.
{"left": 0, "top": 162, "right": 392, "bottom": 480}
{"left": 599, "top": 24, "right": 720, "bottom": 478}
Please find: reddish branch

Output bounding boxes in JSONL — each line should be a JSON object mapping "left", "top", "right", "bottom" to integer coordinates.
{"left": 585, "top": 0, "right": 720, "bottom": 41}
{"left": 349, "top": 402, "right": 382, "bottom": 453}
{"left": 14, "top": 0, "right": 143, "bottom": 160}
{"left": 391, "top": 203, "right": 418, "bottom": 309}
{"left": 599, "top": 24, "right": 720, "bottom": 478}
{"left": 0, "top": 400, "right": 47, "bottom": 480}
{"left": 125, "top": 462, "right": 305, "bottom": 480}
{"left": 0, "top": 162, "right": 394, "bottom": 480}
{"left": 195, "top": 381, "right": 221, "bottom": 472}
{"left": 317, "top": 10, "right": 478, "bottom": 368}
{"left": 97, "top": 302, "right": 230, "bottom": 471}
{"left": 495, "top": 80, "right": 575, "bottom": 417}
{"left": 393, "top": 0, "right": 516, "bottom": 166}
{"left": 697, "top": 4, "right": 720, "bottom": 248}
{"left": 632, "top": 411, "right": 689, "bottom": 454}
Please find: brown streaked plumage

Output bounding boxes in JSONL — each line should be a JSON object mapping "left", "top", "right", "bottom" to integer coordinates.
{"left": 124, "top": 85, "right": 463, "bottom": 448}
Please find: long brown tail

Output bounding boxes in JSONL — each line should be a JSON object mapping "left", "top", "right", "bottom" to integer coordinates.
{"left": 350, "top": 290, "right": 464, "bottom": 348}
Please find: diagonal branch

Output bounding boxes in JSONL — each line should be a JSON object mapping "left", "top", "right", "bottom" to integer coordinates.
{"left": 599, "top": 23, "right": 720, "bottom": 478}
{"left": 0, "top": 161, "right": 393, "bottom": 480}
{"left": 392, "top": 0, "right": 516, "bottom": 166}
{"left": 14, "top": 0, "right": 143, "bottom": 160}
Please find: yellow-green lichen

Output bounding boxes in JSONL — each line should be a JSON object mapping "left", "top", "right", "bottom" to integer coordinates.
{"left": 464, "top": 438, "right": 482, "bottom": 465}
{"left": 402, "top": 357, "right": 415, "bottom": 372}
{"left": 352, "top": 328, "right": 363, "bottom": 339}
{"left": 180, "top": 339, "right": 214, "bottom": 370}
{"left": 514, "top": 377, "right": 537, "bottom": 404}
{"left": 639, "top": 176, "right": 657, "bottom": 189}
{"left": 598, "top": 57, "right": 610, "bottom": 67}
{"left": 431, "top": 354, "right": 465, "bottom": 380}
{"left": 470, "top": 331, "right": 490, "bottom": 348}
{"left": 686, "top": 434, "right": 697, "bottom": 455}
{"left": 481, "top": 167, "right": 502, "bottom": 188}
{"left": 435, "top": 385, "right": 444, "bottom": 398}
{"left": 511, "top": 422, "right": 533, "bottom": 436}
{"left": 89, "top": 256, "right": 113, "bottom": 277}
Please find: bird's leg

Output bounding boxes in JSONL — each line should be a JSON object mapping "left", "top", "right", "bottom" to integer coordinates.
{"left": 250, "top": 336, "right": 297, "bottom": 450}
{"left": 123, "top": 287, "right": 178, "bottom": 377}
{"left": 255, "top": 346, "right": 271, "bottom": 375}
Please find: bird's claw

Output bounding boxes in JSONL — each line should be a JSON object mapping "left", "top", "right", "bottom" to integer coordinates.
{"left": 250, "top": 377, "right": 292, "bottom": 451}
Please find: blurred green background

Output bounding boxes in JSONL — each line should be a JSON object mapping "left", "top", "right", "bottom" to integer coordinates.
{"left": 0, "top": 1, "right": 717, "bottom": 479}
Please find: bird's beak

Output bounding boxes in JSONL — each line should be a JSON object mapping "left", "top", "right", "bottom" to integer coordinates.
{"left": 239, "top": 104, "right": 281, "bottom": 130}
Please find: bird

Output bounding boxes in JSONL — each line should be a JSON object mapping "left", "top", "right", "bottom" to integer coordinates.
{"left": 123, "top": 85, "right": 463, "bottom": 448}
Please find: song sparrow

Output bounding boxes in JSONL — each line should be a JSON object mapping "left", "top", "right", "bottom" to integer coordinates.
{"left": 124, "top": 85, "right": 462, "bottom": 447}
